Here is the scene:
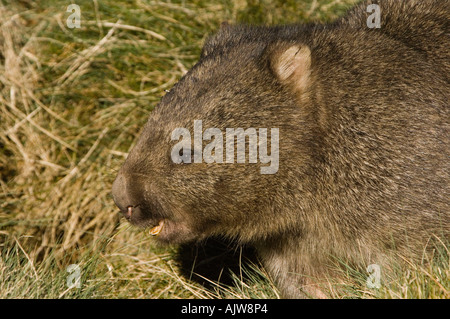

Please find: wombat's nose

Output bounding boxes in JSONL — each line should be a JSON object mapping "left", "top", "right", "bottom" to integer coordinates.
{"left": 112, "top": 173, "right": 135, "bottom": 219}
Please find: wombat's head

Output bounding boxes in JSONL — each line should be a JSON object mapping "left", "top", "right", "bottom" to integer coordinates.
{"left": 112, "top": 25, "right": 315, "bottom": 244}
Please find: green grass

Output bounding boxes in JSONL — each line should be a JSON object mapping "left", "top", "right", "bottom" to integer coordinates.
{"left": 0, "top": 0, "right": 448, "bottom": 299}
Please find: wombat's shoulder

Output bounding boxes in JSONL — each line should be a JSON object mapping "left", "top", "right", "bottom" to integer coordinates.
{"left": 202, "top": 0, "right": 449, "bottom": 60}
{"left": 341, "top": 0, "right": 449, "bottom": 29}
{"left": 339, "top": 0, "right": 449, "bottom": 59}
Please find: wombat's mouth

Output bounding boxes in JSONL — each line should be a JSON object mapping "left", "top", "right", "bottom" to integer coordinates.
{"left": 148, "top": 219, "right": 164, "bottom": 236}
{"left": 123, "top": 204, "right": 195, "bottom": 244}
{"left": 123, "top": 204, "right": 165, "bottom": 235}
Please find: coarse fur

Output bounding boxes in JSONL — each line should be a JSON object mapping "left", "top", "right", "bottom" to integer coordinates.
{"left": 112, "top": 0, "right": 449, "bottom": 298}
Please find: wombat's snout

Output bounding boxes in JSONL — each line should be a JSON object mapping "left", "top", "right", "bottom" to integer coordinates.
{"left": 112, "top": 171, "right": 166, "bottom": 237}
{"left": 111, "top": 172, "right": 137, "bottom": 220}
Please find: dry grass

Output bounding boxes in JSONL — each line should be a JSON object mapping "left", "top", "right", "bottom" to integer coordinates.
{"left": 0, "top": 0, "right": 447, "bottom": 299}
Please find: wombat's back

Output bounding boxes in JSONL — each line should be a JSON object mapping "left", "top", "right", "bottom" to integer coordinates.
{"left": 341, "top": 0, "right": 449, "bottom": 73}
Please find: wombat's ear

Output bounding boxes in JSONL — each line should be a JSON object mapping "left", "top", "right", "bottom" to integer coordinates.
{"left": 269, "top": 44, "right": 311, "bottom": 92}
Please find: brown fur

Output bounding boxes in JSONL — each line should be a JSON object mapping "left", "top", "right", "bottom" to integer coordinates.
{"left": 112, "top": 0, "right": 449, "bottom": 298}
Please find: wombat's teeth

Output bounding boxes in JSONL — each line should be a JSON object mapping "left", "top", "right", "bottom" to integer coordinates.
{"left": 149, "top": 220, "right": 164, "bottom": 236}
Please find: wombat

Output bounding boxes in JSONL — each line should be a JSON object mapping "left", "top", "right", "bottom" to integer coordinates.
{"left": 112, "top": 0, "right": 449, "bottom": 298}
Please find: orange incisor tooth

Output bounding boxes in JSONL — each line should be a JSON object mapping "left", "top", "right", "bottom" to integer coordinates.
{"left": 149, "top": 220, "right": 164, "bottom": 236}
